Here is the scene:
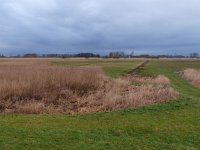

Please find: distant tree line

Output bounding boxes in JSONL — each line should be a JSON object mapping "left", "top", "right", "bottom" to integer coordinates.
{"left": 190, "top": 53, "right": 199, "bottom": 58}
{"left": 10, "top": 53, "right": 100, "bottom": 58}
{"left": 108, "top": 52, "right": 199, "bottom": 59}
{"left": 1, "top": 52, "right": 199, "bottom": 59}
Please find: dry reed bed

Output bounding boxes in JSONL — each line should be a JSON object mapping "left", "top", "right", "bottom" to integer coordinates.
{"left": 182, "top": 69, "right": 200, "bottom": 87}
{"left": 0, "top": 59, "right": 178, "bottom": 114}
{"left": 81, "top": 75, "right": 178, "bottom": 113}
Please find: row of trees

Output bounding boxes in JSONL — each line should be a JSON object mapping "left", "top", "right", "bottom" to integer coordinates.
{"left": 108, "top": 52, "right": 199, "bottom": 58}
{"left": 0, "top": 52, "right": 199, "bottom": 58}
{"left": 190, "top": 53, "right": 199, "bottom": 58}
{"left": 9, "top": 53, "right": 100, "bottom": 58}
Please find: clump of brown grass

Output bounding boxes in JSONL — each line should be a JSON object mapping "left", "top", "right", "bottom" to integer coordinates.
{"left": 0, "top": 59, "right": 178, "bottom": 114}
{"left": 79, "top": 76, "right": 178, "bottom": 113}
{"left": 123, "top": 75, "right": 170, "bottom": 85}
{"left": 0, "top": 59, "right": 104, "bottom": 113}
{"left": 182, "top": 69, "right": 200, "bottom": 87}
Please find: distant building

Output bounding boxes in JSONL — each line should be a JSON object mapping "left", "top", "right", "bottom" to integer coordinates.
{"left": 190, "top": 53, "right": 199, "bottom": 58}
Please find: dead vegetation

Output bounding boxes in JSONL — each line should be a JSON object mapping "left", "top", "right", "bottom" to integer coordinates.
{"left": 124, "top": 75, "right": 170, "bottom": 85}
{"left": 80, "top": 75, "right": 178, "bottom": 113}
{"left": 182, "top": 69, "right": 200, "bottom": 87}
{"left": 0, "top": 59, "right": 178, "bottom": 114}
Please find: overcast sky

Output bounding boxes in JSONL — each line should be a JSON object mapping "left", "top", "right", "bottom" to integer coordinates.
{"left": 0, "top": 0, "right": 200, "bottom": 55}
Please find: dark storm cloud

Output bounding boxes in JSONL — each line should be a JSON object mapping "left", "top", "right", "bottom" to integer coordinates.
{"left": 0, "top": 0, "right": 200, "bottom": 55}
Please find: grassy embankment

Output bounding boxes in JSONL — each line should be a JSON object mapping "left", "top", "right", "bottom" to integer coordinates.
{"left": 0, "top": 59, "right": 199, "bottom": 150}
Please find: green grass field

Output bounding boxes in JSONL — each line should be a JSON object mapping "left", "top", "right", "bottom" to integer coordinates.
{"left": 0, "top": 59, "right": 200, "bottom": 150}
{"left": 52, "top": 58, "right": 144, "bottom": 78}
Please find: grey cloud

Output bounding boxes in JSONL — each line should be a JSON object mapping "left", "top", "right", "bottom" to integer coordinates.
{"left": 0, "top": 0, "right": 200, "bottom": 55}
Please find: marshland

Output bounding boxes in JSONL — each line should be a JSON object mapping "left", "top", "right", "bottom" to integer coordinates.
{"left": 0, "top": 58, "right": 199, "bottom": 149}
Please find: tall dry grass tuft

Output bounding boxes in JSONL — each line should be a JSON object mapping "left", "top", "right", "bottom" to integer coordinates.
{"left": 0, "top": 59, "right": 178, "bottom": 114}
{"left": 123, "top": 75, "right": 170, "bottom": 85}
{"left": 182, "top": 69, "right": 200, "bottom": 87}
{"left": 79, "top": 75, "right": 178, "bottom": 113}
{"left": 0, "top": 59, "right": 104, "bottom": 113}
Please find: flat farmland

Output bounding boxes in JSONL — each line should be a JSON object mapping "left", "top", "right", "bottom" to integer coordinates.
{"left": 52, "top": 58, "right": 145, "bottom": 78}
{"left": 0, "top": 58, "right": 199, "bottom": 150}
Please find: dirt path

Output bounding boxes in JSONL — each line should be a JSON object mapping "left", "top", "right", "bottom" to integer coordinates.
{"left": 129, "top": 60, "right": 149, "bottom": 75}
